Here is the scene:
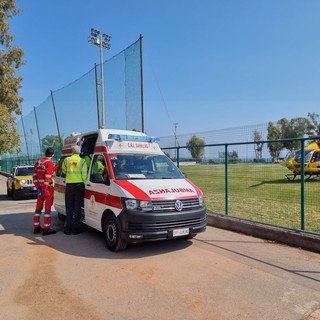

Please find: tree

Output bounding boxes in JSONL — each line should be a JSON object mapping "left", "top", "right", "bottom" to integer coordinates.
{"left": 277, "top": 117, "right": 312, "bottom": 151}
{"left": 280, "top": 117, "right": 312, "bottom": 151}
{"left": 41, "top": 135, "right": 62, "bottom": 157}
{"left": 0, "top": 0, "right": 24, "bottom": 114}
{"left": 253, "top": 129, "right": 264, "bottom": 161}
{"left": 307, "top": 112, "right": 320, "bottom": 136}
{"left": 186, "top": 135, "right": 205, "bottom": 160}
{"left": 0, "top": 105, "right": 20, "bottom": 153}
{"left": 267, "top": 121, "right": 282, "bottom": 161}
{"left": 0, "top": 0, "right": 24, "bottom": 154}
{"left": 267, "top": 117, "right": 313, "bottom": 160}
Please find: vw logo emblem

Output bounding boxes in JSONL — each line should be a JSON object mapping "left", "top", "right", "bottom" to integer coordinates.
{"left": 175, "top": 200, "right": 183, "bottom": 212}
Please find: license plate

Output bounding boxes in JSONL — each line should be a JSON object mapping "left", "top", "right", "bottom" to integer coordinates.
{"left": 173, "top": 228, "right": 189, "bottom": 237}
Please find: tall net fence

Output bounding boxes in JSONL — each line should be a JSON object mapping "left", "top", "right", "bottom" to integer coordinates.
{"left": 14, "top": 37, "right": 142, "bottom": 159}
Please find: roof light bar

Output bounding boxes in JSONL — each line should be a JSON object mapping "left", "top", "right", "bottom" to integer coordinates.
{"left": 108, "top": 134, "right": 160, "bottom": 142}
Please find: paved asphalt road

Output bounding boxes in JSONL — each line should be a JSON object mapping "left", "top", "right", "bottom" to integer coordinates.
{"left": 0, "top": 175, "right": 320, "bottom": 320}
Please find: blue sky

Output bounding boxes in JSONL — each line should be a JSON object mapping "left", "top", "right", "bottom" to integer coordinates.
{"left": 11, "top": 0, "right": 320, "bottom": 137}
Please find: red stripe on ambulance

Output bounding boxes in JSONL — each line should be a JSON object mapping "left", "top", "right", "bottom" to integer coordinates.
{"left": 85, "top": 190, "right": 122, "bottom": 209}
{"left": 115, "top": 180, "right": 150, "bottom": 199}
{"left": 186, "top": 178, "right": 203, "bottom": 197}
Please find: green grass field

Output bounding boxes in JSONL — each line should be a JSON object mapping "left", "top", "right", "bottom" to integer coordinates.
{"left": 181, "top": 163, "right": 320, "bottom": 233}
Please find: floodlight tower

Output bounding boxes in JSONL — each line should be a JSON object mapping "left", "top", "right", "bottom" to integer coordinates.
{"left": 88, "top": 28, "right": 111, "bottom": 129}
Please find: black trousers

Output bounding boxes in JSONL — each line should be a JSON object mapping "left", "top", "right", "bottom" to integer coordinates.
{"left": 65, "top": 183, "right": 84, "bottom": 229}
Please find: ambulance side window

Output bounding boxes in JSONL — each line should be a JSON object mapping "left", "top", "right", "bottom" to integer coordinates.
{"left": 90, "top": 154, "right": 110, "bottom": 185}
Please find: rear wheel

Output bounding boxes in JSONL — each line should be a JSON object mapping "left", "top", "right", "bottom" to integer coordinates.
{"left": 103, "top": 214, "right": 127, "bottom": 252}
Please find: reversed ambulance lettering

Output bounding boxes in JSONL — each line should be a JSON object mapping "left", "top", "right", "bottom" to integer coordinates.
{"left": 149, "top": 188, "right": 195, "bottom": 195}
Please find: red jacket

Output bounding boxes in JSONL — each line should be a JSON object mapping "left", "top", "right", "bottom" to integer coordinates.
{"left": 33, "top": 157, "right": 55, "bottom": 189}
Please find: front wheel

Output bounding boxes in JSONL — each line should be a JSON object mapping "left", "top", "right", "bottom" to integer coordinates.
{"left": 103, "top": 214, "right": 127, "bottom": 252}
{"left": 12, "top": 187, "right": 19, "bottom": 200}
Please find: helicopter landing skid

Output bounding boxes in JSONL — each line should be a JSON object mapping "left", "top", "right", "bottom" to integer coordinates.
{"left": 285, "top": 173, "right": 316, "bottom": 181}
{"left": 285, "top": 173, "right": 297, "bottom": 181}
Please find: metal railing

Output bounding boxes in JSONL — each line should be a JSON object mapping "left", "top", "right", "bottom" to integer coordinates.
{"left": 162, "top": 137, "right": 320, "bottom": 234}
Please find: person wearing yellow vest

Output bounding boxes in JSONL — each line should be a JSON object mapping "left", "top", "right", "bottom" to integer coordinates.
{"left": 62, "top": 145, "right": 88, "bottom": 235}
{"left": 92, "top": 155, "right": 106, "bottom": 175}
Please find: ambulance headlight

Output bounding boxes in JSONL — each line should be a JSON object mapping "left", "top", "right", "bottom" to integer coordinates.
{"left": 124, "top": 199, "right": 138, "bottom": 210}
{"left": 123, "top": 198, "right": 153, "bottom": 211}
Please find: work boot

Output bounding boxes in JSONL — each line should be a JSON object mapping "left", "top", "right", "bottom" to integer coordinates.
{"left": 73, "top": 227, "right": 83, "bottom": 235}
{"left": 64, "top": 227, "right": 72, "bottom": 235}
{"left": 33, "top": 226, "right": 44, "bottom": 234}
{"left": 42, "top": 228, "right": 56, "bottom": 236}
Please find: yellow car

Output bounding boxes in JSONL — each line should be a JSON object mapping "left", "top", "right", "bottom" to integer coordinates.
{"left": 6, "top": 165, "right": 37, "bottom": 200}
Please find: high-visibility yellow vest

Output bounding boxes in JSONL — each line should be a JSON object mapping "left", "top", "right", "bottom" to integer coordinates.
{"left": 83, "top": 155, "right": 92, "bottom": 169}
{"left": 62, "top": 154, "right": 88, "bottom": 183}
{"left": 93, "top": 160, "right": 105, "bottom": 174}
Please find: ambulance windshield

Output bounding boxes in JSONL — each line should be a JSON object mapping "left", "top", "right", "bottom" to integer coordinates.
{"left": 111, "top": 154, "right": 184, "bottom": 180}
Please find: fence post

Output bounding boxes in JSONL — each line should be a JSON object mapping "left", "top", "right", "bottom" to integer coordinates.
{"left": 176, "top": 146, "right": 180, "bottom": 167}
{"left": 34, "top": 106, "right": 43, "bottom": 156}
{"left": 225, "top": 144, "right": 228, "bottom": 216}
{"left": 300, "top": 139, "right": 305, "bottom": 230}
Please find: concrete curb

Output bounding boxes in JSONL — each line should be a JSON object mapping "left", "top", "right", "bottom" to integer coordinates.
{"left": 1, "top": 172, "right": 10, "bottom": 177}
{"left": 207, "top": 211, "right": 320, "bottom": 254}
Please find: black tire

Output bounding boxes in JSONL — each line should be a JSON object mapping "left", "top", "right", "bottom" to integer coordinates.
{"left": 103, "top": 214, "right": 127, "bottom": 252}
{"left": 12, "top": 187, "right": 19, "bottom": 200}
{"left": 58, "top": 212, "right": 66, "bottom": 221}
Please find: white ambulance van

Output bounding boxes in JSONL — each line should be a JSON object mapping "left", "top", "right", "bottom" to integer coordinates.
{"left": 54, "top": 129, "right": 207, "bottom": 251}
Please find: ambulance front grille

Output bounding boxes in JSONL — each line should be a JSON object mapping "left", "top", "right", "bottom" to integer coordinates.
{"left": 128, "top": 215, "right": 207, "bottom": 232}
{"left": 151, "top": 198, "right": 200, "bottom": 212}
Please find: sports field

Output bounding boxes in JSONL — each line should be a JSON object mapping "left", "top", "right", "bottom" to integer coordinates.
{"left": 181, "top": 162, "right": 320, "bottom": 233}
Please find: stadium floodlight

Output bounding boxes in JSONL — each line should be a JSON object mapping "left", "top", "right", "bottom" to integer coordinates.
{"left": 88, "top": 28, "right": 111, "bottom": 129}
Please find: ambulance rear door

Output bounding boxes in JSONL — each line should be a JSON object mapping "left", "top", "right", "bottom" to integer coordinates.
{"left": 53, "top": 156, "right": 67, "bottom": 217}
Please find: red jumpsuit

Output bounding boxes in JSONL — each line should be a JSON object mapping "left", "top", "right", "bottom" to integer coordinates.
{"left": 33, "top": 157, "right": 55, "bottom": 231}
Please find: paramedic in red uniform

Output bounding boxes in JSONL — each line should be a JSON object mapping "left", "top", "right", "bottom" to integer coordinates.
{"left": 33, "top": 147, "right": 56, "bottom": 235}
{"left": 62, "top": 145, "right": 88, "bottom": 235}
